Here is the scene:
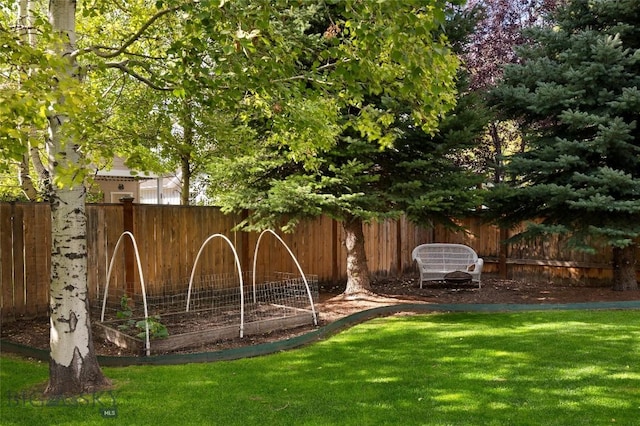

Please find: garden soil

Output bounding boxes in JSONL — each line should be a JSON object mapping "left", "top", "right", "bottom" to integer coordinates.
{"left": 2, "top": 275, "right": 639, "bottom": 357}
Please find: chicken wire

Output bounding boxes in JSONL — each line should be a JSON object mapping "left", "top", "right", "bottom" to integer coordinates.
{"left": 94, "top": 271, "right": 318, "bottom": 327}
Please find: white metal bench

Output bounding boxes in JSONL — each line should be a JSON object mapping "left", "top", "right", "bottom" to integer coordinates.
{"left": 411, "top": 243, "right": 483, "bottom": 288}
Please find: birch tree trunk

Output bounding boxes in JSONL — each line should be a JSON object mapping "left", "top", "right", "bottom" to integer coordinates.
{"left": 45, "top": 0, "right": 109, "bottom": 396}
{"left": 17, "top": 0, "right": 38, "bottom": 200}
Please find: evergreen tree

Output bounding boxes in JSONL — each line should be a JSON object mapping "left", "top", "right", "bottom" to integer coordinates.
{"left": 488, "top": 0, "right": 640, "bottom": 290}
{"left": 209, "top": 5, "right": 489, "bottom": 295}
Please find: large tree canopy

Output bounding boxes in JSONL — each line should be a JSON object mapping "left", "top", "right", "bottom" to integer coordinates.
{"left": 207, "top": 3, "right": 487, "bottom": 295}
{"left": 0, "top": 0, "right": 470, "bottom": 394}
{"left": 488, "top": 0, "right": 640, "bottom": 290}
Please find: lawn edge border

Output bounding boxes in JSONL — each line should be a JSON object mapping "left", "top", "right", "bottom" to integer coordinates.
{"left": 2, "top": 300, "right": 639, "bottom": 366}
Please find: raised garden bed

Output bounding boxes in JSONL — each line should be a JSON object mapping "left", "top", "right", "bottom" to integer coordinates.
{"left": 94, "top": 273, "right": 319, "bottom": 355}
{"left": 94, "top": 310, "right": 314, "bottom": 355}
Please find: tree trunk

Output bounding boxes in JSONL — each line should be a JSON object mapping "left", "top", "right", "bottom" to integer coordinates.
{"left": 342, "top": 215, "right": 372, "bottom": 296}
{"left": 179, "top": 97, "right": 196, "bottom": 206}
{"left": 612, "top": 244, "right": 638, "bottom": 291}
{"left": 18, "top": 152, "right": 37, "bottom": 200}
{"left": 31, "top": 143, "right": 49, "bottom": 184}
{"left": 45, "top": 0, "right": 109, "bottom": 396}
{"left": 46, "top": 187, "right": 110, "bottom": 395}
{"left": 16, "top": 0, "right": 38, "bottom": 200}
{"left": 489, "top": 121, "right": 504, "bottom": 185}
{"left": 180, "top": 154, "right": 191, "bottom": 205}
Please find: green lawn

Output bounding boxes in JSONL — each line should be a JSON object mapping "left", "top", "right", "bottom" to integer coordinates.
{"left": 1, "top": 310, "right": 639, "bottom": 425}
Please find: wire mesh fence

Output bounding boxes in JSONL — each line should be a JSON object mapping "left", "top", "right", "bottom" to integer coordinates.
{"left": 94, "top": 271, "right": 318, "bottom": 336}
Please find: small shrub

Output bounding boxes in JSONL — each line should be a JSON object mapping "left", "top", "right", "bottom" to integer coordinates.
{"left": 135, "top": 316, "right": 169, "bottom": 340}
{"left": 116, "top": 295, "right": 169, "bottom": 339}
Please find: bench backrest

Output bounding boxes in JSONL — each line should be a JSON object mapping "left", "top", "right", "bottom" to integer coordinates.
{"left": 411, "top": 244, "right": 478, "bottom": 270}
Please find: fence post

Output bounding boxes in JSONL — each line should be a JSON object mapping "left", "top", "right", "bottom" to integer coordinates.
{"left": 120, "top": 196, "right": 135, "bottom": 298}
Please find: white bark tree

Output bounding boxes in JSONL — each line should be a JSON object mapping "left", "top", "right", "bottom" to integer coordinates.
{"left": 16, "top": 0, "right": 38, "bottom": 199}
{"left": 45, "top": 0, "right": 110, "bottom": 395}
{"left": 47, "top": 186, "right": 109, "bottom": 395}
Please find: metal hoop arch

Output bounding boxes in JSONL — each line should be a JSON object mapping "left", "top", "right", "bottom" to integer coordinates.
{"left": 186, "top": 234, "right": 245, "bottom": 338}
{"left": 252, "top": 229, "right": 318, "bottom": 326}
{"left": 100, "top": 231, "right": 152, "bottom": 356}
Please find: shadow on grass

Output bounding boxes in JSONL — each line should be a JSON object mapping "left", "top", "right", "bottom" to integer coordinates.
{"left": 2, "top": 310, "right": 639, "bottom": 425}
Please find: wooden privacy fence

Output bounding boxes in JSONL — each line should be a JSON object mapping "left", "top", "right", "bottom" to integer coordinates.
{"left": 1, "top": 202, "right": 638, "bottom": 322}
{"left": 0, "top": 202, "right": 431, "bottom": 322}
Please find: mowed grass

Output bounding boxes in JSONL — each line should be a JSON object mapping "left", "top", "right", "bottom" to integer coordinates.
{"left": 1, "top": 310, "right": 639, "bottom": 425}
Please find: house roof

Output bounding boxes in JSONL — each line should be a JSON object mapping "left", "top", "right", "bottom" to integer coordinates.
{"left": 94, "top": 156, "right": 160, "bottom": 180}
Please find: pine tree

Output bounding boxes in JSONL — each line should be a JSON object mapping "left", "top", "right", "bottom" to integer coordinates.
{"left": 209, "top": 5, "right": 489, "bottom": 295}
{"left": 488, "top": 0, "right": 640, "bottom": 290}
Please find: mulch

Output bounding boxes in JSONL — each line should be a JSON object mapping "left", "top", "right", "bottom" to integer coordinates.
{"left": 2, "top": 275, "right": 639, "bottom": 357}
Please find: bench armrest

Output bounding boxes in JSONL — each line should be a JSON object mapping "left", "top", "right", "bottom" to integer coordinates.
{"left": 467, "top": 258, "right": 483, "bottom": 273}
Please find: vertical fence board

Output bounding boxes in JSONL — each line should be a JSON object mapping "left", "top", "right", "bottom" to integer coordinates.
{"left": 86, "top": 205, "right": 99, "bottom": 301}
{"left": 147, "top": 205, "right": 161, "bottom": 290}
{"left": 12, "top": 205, "right": 26, "bottom": 317}
{"left": 134, "top": 205, "right": 148, "bottom": 291}
{"left": 399, "top": 219, "right": 409, "bottom": 272}
{"left": 181, "top": 206, "right": 195, "bottom": 294}
{"left": 178, "top": 207, "right": 189, "bottom": 282}
{"left": 314, "top": 216, "right": 332, "bottom": 278}
{"left": 165, "top": 205, "right": 179, "bottom": 292}
{"left": 105, "top": 204, "right": 126, "bottom": 305}
{"left": 22, "top": 205, "right": 37, "bottom": 317}
{"left": 2, "top": 201, "right": 639, "bottom": 323}
{"left": 1, "top": 204, "right": 14, "bottom": 319}
{"left": 30, "top": 204, "right": 50, "bottom": 316}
